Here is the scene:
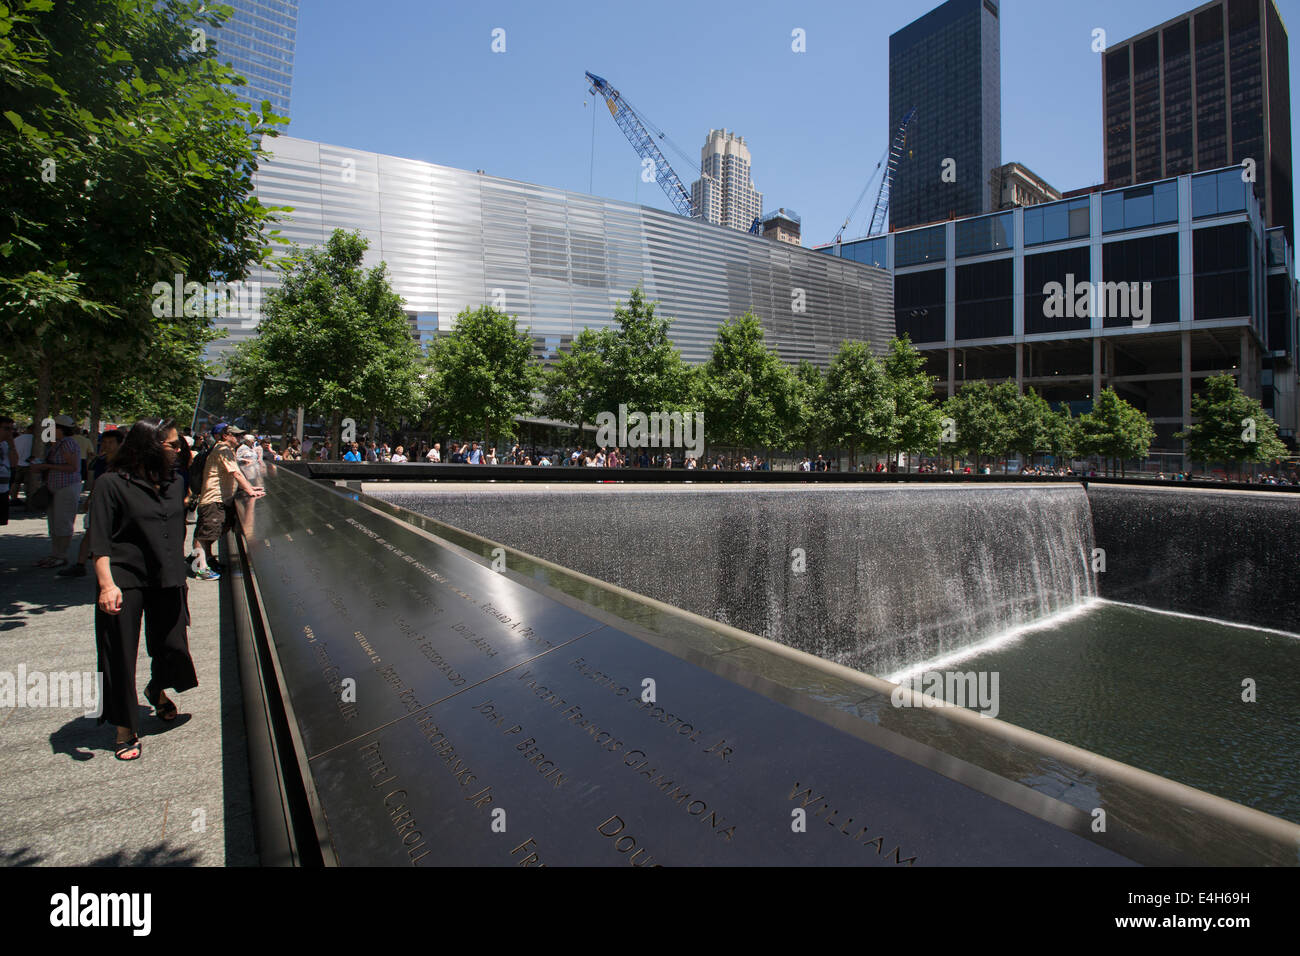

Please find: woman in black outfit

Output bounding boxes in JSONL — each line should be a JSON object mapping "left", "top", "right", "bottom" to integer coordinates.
{"left": 89, "top": 418, "right": 199, "bottom": 760}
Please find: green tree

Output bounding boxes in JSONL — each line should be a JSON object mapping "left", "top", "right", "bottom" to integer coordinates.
{"left": 226, "top": 230, "right": 423, "bottom": 455}
{"left": 1076, "top": 387, "right": 1156, "bottom": 476}
{"left": 597, "top": 286, "right": 692, "bottom": 413}
{"left": 943, "top": 381, "right": 1010, "bottom": 471}
{"left": 1178, "top": 373, "right": 1287, "bottom": 478}
{"left": 789, "top": 360, "right": 828, "bottom": 453}
{"left": 694, "top": 312, "right": 799, "bottom": 454}
{"left": 1046, "top": 404, "right": 1078, "bottom": 463}
{"left": 427, "top": 305, "right": 540, "bottom": 445}
{"left": 883, "top": 335, "right": 943, "bottom": 470}
{"left": 1006, "top": 387, "right": 1055, "bottom": 469}
{"left": 539, "top": 327, "right": 605, "bottom": 444}
{"left": 102, "top": 318, "right": 219, "bottom": 424}
{"left": 824, "top": 341, "right": 894, "bottom": 469}
{"left": 1, "top": 0, "right": 285, "bottom": 454}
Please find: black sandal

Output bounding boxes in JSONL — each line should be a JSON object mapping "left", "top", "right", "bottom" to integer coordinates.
{"left": 114, "top": 736, "right": 142, "bottom": 761}
{"left": 144, "top": 682, "right": 178, "bottom": 721}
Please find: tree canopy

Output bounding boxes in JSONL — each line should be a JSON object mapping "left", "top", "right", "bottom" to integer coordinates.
{"left": 1, "top": 0, "right": 285, "bottom": 440}
{"left": 226, "top": 230, "right": 423, "bottom": 445}
{"left": 692, "top": 312, "right": 799, "bottom": 451}
{"left": 1178, "top": 373, "right": 1287, "bottom": 474}
{"left": 427, "top": 304, "right": 540, "bottom": 444}
{"left": 596, "top": 286, "right": 692, "bottom": 413}
{"left": 884, "top": 335, "right": 944, "bottom": 462}
{"left": 1076, "top": 387, "right": 1156, "bottom": 475}
{"left": 824, "top": 340, "right": 895, "bottom": 468}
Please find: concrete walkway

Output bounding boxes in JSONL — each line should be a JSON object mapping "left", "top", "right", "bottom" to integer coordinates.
{"left": 0, "top": 506, "right": 256, "bottom": 866}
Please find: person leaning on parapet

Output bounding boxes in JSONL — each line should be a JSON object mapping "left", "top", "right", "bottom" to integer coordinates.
{"left": 89, "top": 418, "right": 200, "bottom": 761}
{"left": 191, "top": 423, "right": 264, "bottom": 581}
{"left": 235, "top": 432, "right": 257, "bottom": 465}
{"left": 425, "top": 442, "right": 441, "bottom": 463}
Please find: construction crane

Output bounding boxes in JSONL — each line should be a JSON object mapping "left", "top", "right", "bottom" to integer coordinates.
{"left": 586, "top": 71, "right": 698, "bottom": 218}
{"left": 832, "top": 107, "right": 917, "bottom": 246}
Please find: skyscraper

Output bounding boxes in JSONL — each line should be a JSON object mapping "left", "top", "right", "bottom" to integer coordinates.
{"left": 888, "top": 0, "right": 1002, "bottom": 231}
{"left": 1103, "top": 0, "right": 1293, "bottom": 240}
{"left": 690, "top": 130, "right": 763, "bottom": 232}
{"left": 210, "top": 0, "right": 300, "bottom": 119}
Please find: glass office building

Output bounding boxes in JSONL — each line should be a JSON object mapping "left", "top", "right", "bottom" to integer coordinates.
{"left": 888, "top": 0, "right": 1002, "bottom": 231}
{"left": 1103, "top": 0, "right": 1293, "bottom": 241}
{"left": 210, "top": 0, "right": 300, "bottom": 119}
{"left": 821, "top": 167, "right": 1299, "bottom": 455}
{"left": 223, "top": 136, "right": 893, "bottom": 368}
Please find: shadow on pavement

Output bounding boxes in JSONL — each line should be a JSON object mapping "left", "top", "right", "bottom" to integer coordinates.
{"left": 0, "top": 845, "right": 44, "bottom": 867}
{"left": 88, "top": 843, "right": 200, "bottom": 867}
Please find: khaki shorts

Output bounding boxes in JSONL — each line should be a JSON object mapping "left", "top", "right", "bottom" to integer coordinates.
{"left": 194, "top": 501, "right": 229, "bottom": 543}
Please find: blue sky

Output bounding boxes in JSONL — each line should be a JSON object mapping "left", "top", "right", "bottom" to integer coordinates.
{"left": 285, "top": 0, "right": 1300, "bottom": 247}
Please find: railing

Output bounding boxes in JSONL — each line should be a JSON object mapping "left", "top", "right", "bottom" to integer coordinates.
{"left": 276, "top": 461, "right": 1300, "bottom": 494}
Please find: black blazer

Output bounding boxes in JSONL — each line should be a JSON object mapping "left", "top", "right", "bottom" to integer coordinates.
{"left": 88, "top": 470, "right": 188, "bottom": 589}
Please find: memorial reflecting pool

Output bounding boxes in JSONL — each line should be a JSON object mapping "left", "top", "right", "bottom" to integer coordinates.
{"left": 376, "top": 482, "right": 1300, "bottom": 829}
{"left": 888, "top": 601, "right": 1300, "bottom": 825}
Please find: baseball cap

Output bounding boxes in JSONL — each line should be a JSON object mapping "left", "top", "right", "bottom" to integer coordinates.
{"left": 214, "top": 422, "right": 246, "bottom": 436}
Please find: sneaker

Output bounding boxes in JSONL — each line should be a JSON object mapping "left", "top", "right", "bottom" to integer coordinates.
{"left": 195, "top": 568, "right": 220, "bottom": 581}
{"left": 56, "top": 563, "right": 87, "bottom": 577}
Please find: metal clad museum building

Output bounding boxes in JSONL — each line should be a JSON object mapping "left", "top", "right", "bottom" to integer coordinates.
{"left": 231, "top": 135, "right": 893, "bottom": 366}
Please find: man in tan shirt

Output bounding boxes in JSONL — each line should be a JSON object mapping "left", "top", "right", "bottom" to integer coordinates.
{"left": 192, "top": 423, "right": 264, "bottom": 580}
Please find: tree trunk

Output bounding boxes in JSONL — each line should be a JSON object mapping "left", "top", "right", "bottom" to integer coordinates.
{"left": 329, "top": 409, "right": 341, "bottom": 460}
{"left": 88, "top": 367, "right": 103, "bottom": 442}
{"left": 28, "top": 350, "right": 53, "bottom": 498}
{"left": 278, "top": 409, "right": 291, "bottom": 450}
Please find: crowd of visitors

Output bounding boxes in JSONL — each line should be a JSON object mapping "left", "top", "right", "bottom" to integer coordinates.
{"left": 0, "top": 417, "right": 251, "bottom": 761}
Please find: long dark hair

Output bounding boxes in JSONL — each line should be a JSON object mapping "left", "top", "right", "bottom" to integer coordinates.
{"left": 114, "top": 418, "right": 177, "bottom": 486}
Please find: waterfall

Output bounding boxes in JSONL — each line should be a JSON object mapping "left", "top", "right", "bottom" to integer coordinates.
{"left": 380, "top": 484, "right": 1098, "bottom": 678}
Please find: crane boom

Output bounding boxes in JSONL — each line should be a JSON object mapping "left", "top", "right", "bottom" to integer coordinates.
{"left": 586, "top": 71, "right": 695, "bottom": 218}
{"left": 867, "top": 107, "right": 917, "bottom": 237}
{"left": 833, "top": 107, "right": 917, "bottom": 245}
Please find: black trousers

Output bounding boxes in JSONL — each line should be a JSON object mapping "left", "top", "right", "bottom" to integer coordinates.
{"left": 95, "top": 586, "right": 199, "bottom": 734}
